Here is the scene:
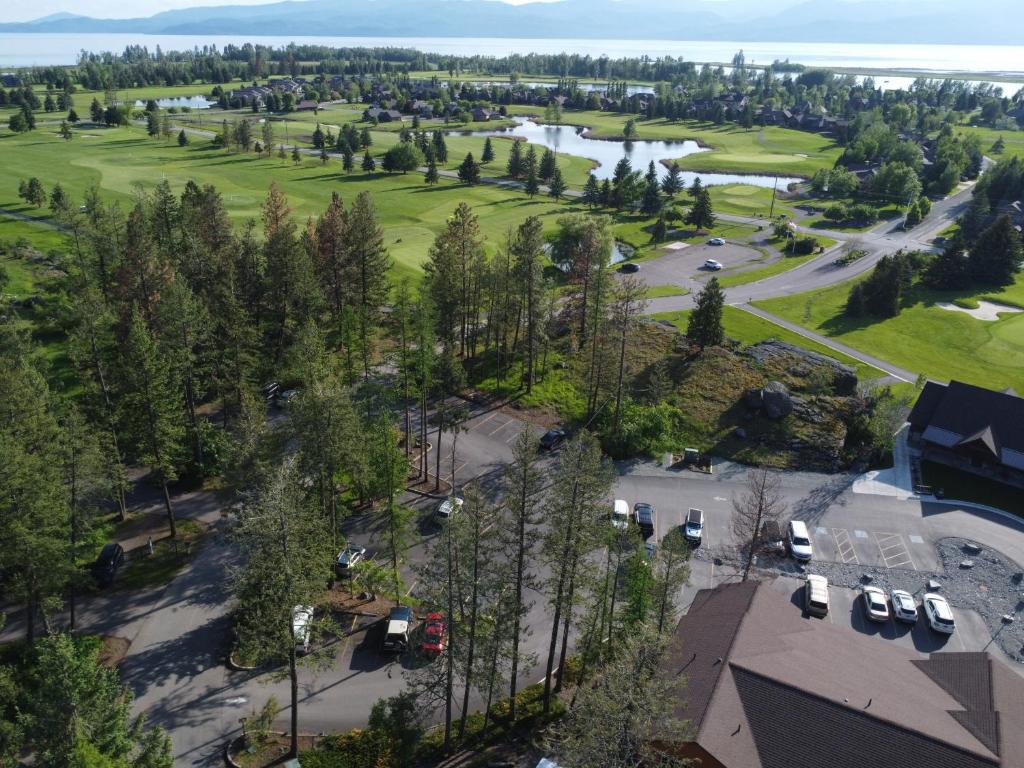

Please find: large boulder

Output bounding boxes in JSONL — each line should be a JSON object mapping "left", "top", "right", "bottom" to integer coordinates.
{"left": 762, "top": 380, "right": 793, "bottom": 420}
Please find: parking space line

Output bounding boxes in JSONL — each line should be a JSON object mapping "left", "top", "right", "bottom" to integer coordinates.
{"left": 832, "top": 528, "right": 859, "bottom": 564}
{"left": 487, "top": 418, "right": 513, "bottom": 436}
{"left": 505, "top": 429, "right": 525, "bottom": 444}
{"left": 471, "top": 411, "right": 500, "bottom": 430}
{"left": 873, "top": 532, "right": 917, "bottom": 571}
{"left": 854, "top": 530, "right": 868, "bottom": 539}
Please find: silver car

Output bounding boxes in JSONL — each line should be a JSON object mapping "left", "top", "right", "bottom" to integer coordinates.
{"left": 890, "top": 589, "right": 918, "bottom": 623}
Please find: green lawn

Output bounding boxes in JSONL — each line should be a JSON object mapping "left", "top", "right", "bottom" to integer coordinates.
{"left": 709, "top": 183, "right": 795, "bottom": 219}
{"left": 644, "top": 284, "right": 689, "bottom": 299}
{"left": 954, "top": 125, "right": 1024, "bottom": 161}
{"left": 0, "top": 122, "right": 589, "bottom": 283}
{"left": 650, "top": 305, "right": 883, "bottom": 382}
{"left": 753, "top": 277, "right": 1024, "bottom": 391}
{"left": 506, "top": 107, "right": 841, "bottom": 178}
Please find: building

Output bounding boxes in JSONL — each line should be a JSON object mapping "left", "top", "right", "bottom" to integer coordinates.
{"left": 658, "top": 580, "right": 1024, "bottom": 768}
{"left": 296, "top": 99, "right": 319, "bottom": 111}
{"left": 908, "top": 380, "right": 1024, "bottom": 487}
{"left": 363, "top": 107, "right": 403, "bottom": 123}
{"left": 471, "top": 106, "right": 499, "bottom": 122}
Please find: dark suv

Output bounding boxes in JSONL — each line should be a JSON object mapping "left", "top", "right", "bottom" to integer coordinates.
{"left": 93, "top": 543, "right": 125, "bottom": 587}
{"left": 633, "top": 503, "right": 656, "bottom": 539}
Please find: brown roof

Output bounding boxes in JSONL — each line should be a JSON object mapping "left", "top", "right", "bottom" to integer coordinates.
{"left": 661, "top": 579, "right": 1024, "bottom": 768}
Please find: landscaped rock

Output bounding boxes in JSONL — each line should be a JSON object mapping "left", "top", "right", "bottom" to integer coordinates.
{"left": 762, "top": 380, "right": 793, "bottom": 419}
{"left": 743, "top": 388, "right": 763, "bottom": 410}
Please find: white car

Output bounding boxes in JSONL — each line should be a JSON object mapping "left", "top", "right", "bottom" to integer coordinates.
{"left": 787, "top": 520, "right": 813, "bottom": 562}
{"left": 805, "top": 574, "right": 829, "bottom": 617}
{"left": 436, "top": 496, "right": 464, "bottom": 519}
{"left": 923, "top": 593, "right": 955, "bottom": 634}
{"left": 293, "top": 605, "right": 314, "bottom": 653}
{"left": 703, "top": 258, "right": 724, "bottom": 270}
{"left": 336, "top": 545, "right": 367, "bottom": 574}
{"left": 861, "top": 585, "right": 889, "bottom": 622}
{"left": 890, "top": 589, "right": 918, "bottom": 623}
{"left": 611, "top": 499, "right": 630, "bottom": 531}
{"left": 707, "top": 237, "right": 726, "bottom": 246}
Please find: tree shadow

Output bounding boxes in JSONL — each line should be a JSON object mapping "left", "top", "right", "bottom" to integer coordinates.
{"left": 788, "top": 474, "right": 856, "bottom": 526}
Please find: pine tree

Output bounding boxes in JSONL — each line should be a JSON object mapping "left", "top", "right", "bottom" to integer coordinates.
{"left": 457, "top": 152, "right": 481, "bottom": 184}
{"left": 362, "top": 149, "right": 376, "bottom": 172}
{"left": 59, "top": 120, "right": 73, "bottom": 140}
{"left": 539, "top": 147, "right": 557, "bottom": 180}
{"left": 582, "top": 174, "right": 601, "bottom": 208}
{"left": 291, "top": 145, "right": 301, "bottom": 164}
{"left": 177, "top": 128, "right": 188, "bottom": 146}
{"left": 360, "top": 126, "right": 372, "bottom": 148}
{"left": 970, "top": 214, "right": 1022, "bottom": 286}
{"left": 311, "top": 122, "right": 324, "bottom": 149}
{"left": 686, "top": 187, "right": 716, "bottom": 231}
{"left": 481, "top": 136, "right": 495, "bottom": 163}
{"left": 661, "top": 162, "right": 683, "bottom": 197}
{"left": 507, "top": 138, "right": 524, "bottom": 179}
{"left": 432, "top": 130, "right": 448, "bottom": 163}
{"left": 425, "top": 158, "right": 439, "bottom": 184}
{"left": 347, "top": 192, "right": 391, "bottom": 377}
{"left": 687, "top": 277, "right": 725, "bottom": 349}
{"left": 342, "top": 146, "right": 354, "bottom": 172}
{"left": 641, "top": 176, "right": 663, "bottom": 216}
{"left": 548, "top": 167, "right": 567, "bottom": 199}
{"left": 524, "top": 165, "right": 540, "bottom": 197}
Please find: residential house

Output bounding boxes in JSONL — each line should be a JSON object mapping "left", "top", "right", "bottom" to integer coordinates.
{"left": 1, "top": 73, "right": 20, "bottom": 88}
{"left": 657, "top": 579, "right": 1024, "bottom": 768}
{"left": 363, "top": 107, "right": 403, "bottom": 122}
{"left": 471, "top": 106, "right": 499, "bottom": 122}
{"left": 908, "top": 380, "right": 1024, "bottom": 487}
{"left": 296, "top": 99, "right": 319, "bottom": 111}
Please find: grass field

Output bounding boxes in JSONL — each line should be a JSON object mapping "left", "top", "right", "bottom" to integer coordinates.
{"left": 505, "top": 106, "right": 841, "bottom": 178}
{"left": 954, "top": 125, "right": 1024, "bottom": 161}
{"left": 753, "top": 277, "right": 1024, "bottom": 391}
{"left": 650, "top": 305, "right": 883, "bottom": 382}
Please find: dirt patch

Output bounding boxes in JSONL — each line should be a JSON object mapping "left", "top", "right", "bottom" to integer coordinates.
{"left": 99, "top": 636, "right": 131, "bottom": 667}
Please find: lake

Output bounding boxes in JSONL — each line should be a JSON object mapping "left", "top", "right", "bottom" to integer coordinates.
{"left": 454, "top": 117, "right": 803, "bottom": 189}
{"left": 134, "top": 95, "right": 214, "bottom": 109}
{"left": 2, "top": 34, "right": 1023, "bottom": 85}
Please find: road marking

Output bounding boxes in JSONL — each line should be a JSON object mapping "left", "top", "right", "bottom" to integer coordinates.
{"left": 873, "top": 532, "right": 917, "bottom": 570}
{"left": 909, "top": 535, "right": 924, "bottom": 544}
{"left": 505, "top": 429, "right": 525, "bottom": 444}
{"left": 713, "top": 496, "right": 728, "bottom": 502}
{"left": 225, "top": 697, "right": 248, "bottom": 705}
{"left": 471, "top": 411, "right": 500, "bottom": 429}
{"left": 854, "top": 530, "right": 868, "bottom": 539}
{"left": 832, "top": 528, "right": 859, "bottom": 564}
{"left": 815, "top": 526, "right": 828, "bottom": 535}
{"left": 487, "top": 418, "right": 513, "bottom": 436}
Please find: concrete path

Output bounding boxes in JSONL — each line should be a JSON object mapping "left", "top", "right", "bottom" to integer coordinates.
{"left": 853, "top": 424, "right": 916, "bottom": 499}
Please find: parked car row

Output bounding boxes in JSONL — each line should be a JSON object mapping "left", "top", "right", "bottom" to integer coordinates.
{"left": 803, "top": 575, "right": 956, "bottom": 634}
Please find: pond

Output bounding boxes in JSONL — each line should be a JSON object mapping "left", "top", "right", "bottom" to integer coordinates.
{"left": 453, "top": 117, "right": 802, "bottom": 189}
{"left": 134, "top": 95, "right": 214, "bottom": 110}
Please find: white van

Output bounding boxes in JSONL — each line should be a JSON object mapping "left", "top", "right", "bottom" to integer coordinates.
{"left": 804, "top": 574, "right": 829, "bottom": 617}
{"left": 612, "top": 499, "right": 630, "bottom": 530}
{"left": 788, "top": 520, "right": 813, "bottom": 561}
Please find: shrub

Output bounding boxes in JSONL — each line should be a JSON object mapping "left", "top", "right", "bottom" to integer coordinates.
{"left": 823, "top": 203, "right": 848, "bottom": 222}
{"left": 792, "top": 236, "right": 818, "bottom": 255}
{"left": 848, "top": 204, "right": 879, "bottom": 224}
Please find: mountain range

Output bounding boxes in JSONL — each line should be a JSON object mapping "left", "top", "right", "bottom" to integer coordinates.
{"left": 1, "top": 0, "right": 1021, "bottom": 46}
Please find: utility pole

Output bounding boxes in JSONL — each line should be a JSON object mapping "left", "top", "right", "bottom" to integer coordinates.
{"left": 768, "top": 174, "right": 779, "bottom": 220}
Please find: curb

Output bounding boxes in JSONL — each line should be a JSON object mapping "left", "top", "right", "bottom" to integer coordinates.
{"left": 224, "top": 735, "right": 246, "bottom": 767}
{"left": 923, "top": 497, "right": 1024, "bottom": 529}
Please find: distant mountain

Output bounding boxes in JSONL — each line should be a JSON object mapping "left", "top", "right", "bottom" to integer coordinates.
{"left": 1, "top": 0, "right": 1021, "bottom": 46}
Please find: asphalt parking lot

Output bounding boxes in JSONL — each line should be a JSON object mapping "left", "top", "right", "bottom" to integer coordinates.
{"left": 764, "top": 576, "right": 992, "bottom": 656}
{"left": 618, "top": 241, "right": 766, "bottom": 288}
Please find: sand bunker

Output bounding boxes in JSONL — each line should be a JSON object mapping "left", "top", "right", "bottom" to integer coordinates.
{"left": 936, "top": 300, "right": 1023, "bottom": 321}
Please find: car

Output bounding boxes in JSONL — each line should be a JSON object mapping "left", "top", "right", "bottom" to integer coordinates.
{"left": 787, "top": 520, "right": 813, "bottom": 561}
{"left": 861, "top": 585, "right": 889, "bottom": 622}
{"left": 293, "top": 605, "right": 314, "bottom": 653}
{"left": 436, "top": 496, "right": 464, "bottom": 519}
{"left": 421, "top": 612, "right": 447, "bottom": 657}
{"left": 611, "top": 499, "right": 630, "bottom": 531}
{"left": 336, "top": 545, "right": 366, "bottom": 575}
{"left": 382, "top": 606, "right": 414, "bottom": 652}
{"left": 707, "top": 237, "right": 726, "bottom": 246}
{"left": 633, "top": 502, "right": 656, "bottom": 539}
{"left": 277, "top": 388, "right": 300, "bottom": 406}
{"left": 618, "top": 262, "right": 640, "bottom": 273}
{"left": 703, "top": 258, "right": 723, "bottom": 270}
{"left": 804, "top": 574, "right": 830, "bottom": 617}
{"left": 684, "top": 508, "right": 705, "bottom": 546}
{"left": 539, "top": 427, "right": 567, "bottom": 451}
{"left": 890, "top": 589, "right": 918, "bottom": 623}
{"left": 923, "top": 593, "right": 955, "bottom": 634}
{"left": 260, "top": 381, "right": 280, "bottom": 403}
{"left": 92, "top": 543, "right": 125, "bottom": 587}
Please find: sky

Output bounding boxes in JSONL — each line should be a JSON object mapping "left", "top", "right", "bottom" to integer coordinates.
{"left": 2, "top": 0, "right": 564, "bottom": 23}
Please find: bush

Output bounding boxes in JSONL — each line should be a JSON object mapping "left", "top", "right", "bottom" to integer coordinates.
{"left": 823, "top": 204, "right": 848, "bottom": 222}
{"left": 791, "top": 236, "right": 818, "bottom": 255}
{"left": 848, "top": 203, "right": 879, "bottom": 224}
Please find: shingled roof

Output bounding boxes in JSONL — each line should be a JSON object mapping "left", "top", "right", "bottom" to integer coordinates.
{"left": 908, "top": 380, "right": 1024, "bottom": 469}
{"left": 660, "top": 579, "right": 1024, "bottom": 768}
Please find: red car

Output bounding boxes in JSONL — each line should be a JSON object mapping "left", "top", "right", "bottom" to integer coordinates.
{"left": 421, "top": 612, "right": 447, "bottom": 657}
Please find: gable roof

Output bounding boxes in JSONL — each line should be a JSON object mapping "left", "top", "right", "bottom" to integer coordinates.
{"left": 660, "top": 579, "right": 1024, "bottom": 768}
{"left": 908, "top": 380, "right": 1024, "bottom": 467}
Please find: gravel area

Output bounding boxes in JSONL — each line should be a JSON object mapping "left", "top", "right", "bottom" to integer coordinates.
{"left": 695, "top": 537, "right": 1024, "bottom": 663}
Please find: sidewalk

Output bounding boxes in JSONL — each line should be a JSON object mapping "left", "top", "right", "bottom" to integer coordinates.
{"left": 852, "top": 424, "right": 915, "bottom": 499}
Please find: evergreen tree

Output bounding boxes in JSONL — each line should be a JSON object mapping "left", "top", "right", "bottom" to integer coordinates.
{"left": 59, "top": 120, "right": 73, "bottom": 140}
{"left": 457, "top": 152, "right": 481, "bottom": 184}
{"left": 600, "top": 178, "right": 612, "bottom": 206}
{"left": 687, "top": 277, "right": 725, "bottom": 348}
{"left": 177, "top": 128, "right": 188, "bottom": 146}
{"left": 360, "top": 126, "right": 372, "bottom": 148}
{"left": 481, "top": 136, "right": 495, "bottom": 163}
{"left": 970, "top": 214, "right": 1022, "bottom": 286}
{"left": 582, "top": 174, "right": 601, "bottom": 208}
{"left": 311, "top": 122, "right": 324, "bottom": 149}
{"left": 688, "top": 175, "right": 704, "bottom": 199}
{"left": 641, "top": 175, "right": 663, "bottom": 216}
{"left": 49, "top": 183, "right": 69, "bottom": 215}
{"left": 661, "top": 162, "right": 683, "bottom": 197}
{"left": 524, "top": 164, "right": 540, "bottom": 197}
{"left": 686, "top": 188, "right": 716, "bottom": 231}
{"left": 347, "top": 192, "right": 391, "bottom": 377}
{"left": 89, "top": 97, "right": 104, "bottom": 123}
{"left": 548, "top": 167, "right": 567, "bottom": 199}
{"left": 432, "top": 130, "right": 448, "bottom": 163}
{"left": 425, "top": 158, "right": 440, "bottom": 184}
{"left": 539, "top": 147, "right": 557, "bottom": 180}
{"left": 507, "top": 138, "right": 524, "bottom": 179}
{"left": 360, "top": 149, "right": 375, "bottom": 173}
{"left": 926, "top": 232, "right": 971, "bottom": 290}
{"left": 67, "top": 108, "right": 79, "bottom": 123}
{"left": 291, "top": 145, "right": 301, "bottom": 164}
{"left": 342, "top": 145, "right": 354, "bottom": 172}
